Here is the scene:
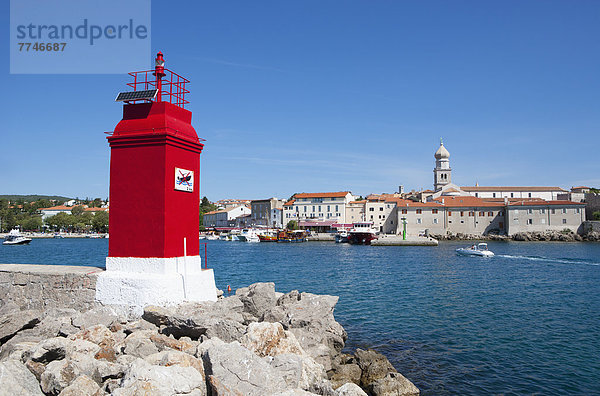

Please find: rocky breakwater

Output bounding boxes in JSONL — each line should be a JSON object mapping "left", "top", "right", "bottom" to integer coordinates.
{"left": 0, "top": 282, "right": 419, "bottom": 396}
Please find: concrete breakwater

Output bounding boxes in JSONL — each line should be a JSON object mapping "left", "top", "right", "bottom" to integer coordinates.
{"left": 433, "top": 230, "right": 600, "bottom": 242}
{"left": 0, "top": 265, "right": 419, "bottom": 396}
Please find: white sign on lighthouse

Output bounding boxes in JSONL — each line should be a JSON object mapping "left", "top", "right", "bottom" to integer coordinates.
{"left": 174, "top": 167, "right": 194, "bottom": 192}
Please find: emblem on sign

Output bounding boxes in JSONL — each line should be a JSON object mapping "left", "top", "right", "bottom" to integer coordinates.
{"left": 174, "top": 168, "right": 194, "bottom": 192}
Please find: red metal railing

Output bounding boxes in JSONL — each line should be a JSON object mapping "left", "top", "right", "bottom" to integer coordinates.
{"left": 126, "top": 68, "right": 190, "bottom": 108}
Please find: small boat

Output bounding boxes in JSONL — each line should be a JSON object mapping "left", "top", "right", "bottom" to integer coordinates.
{"left": 258, "top": 231, "right": 278, "bottom": 242}
{"left": 347, "top": 222, "right": 378, "bottom": 245}
{"left": 3, "top": 229, "right": 32, "bottom": 245}
{"left": 277, "top": 230, "right": 308, "bottom": 243}
{"left": 238, "top": 229, "right": 260, "bottom": 243}
{"left": 335, "top": 230, "right": 349, "bottom": 243}
{"left": 456, "top": 243, "right": 494, "bottom": 257}
{"left": 53, "top": 233, "right": 64, "bottom": 239}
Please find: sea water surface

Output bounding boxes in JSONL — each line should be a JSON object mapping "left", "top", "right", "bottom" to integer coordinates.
{"left": 1, "top": 238, "right": 599, "bottom": 395}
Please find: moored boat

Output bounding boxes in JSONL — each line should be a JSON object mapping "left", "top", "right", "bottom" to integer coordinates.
{"left": 335, "top": 230, "right": 349, "bottom": 243}
{"left": 277, "top": 230, "right": 308, "bottom": 243}
{"left": 456, "top": 243, "right": 494, "bottom": 257}
{"left": 3, "top": 229, "right": 32, "bottom": 245}
{"left": 347, "top": 222, "right": 378, "bottom": 245}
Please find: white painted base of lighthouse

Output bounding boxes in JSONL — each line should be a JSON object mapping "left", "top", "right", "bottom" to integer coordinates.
{"left": 95, "top": 256, "right": 217, "bottom": 312}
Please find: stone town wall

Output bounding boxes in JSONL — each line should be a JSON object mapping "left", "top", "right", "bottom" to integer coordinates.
{"left": 585, "top": 193, "right": 600, "bottom": 220}
{"left": 0, "top": 264, "right": 103, "bottom": 311}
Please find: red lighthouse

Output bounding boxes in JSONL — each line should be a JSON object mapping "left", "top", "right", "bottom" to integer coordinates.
{"left": 96, "top": 52, "right": 217, "bottom": 309}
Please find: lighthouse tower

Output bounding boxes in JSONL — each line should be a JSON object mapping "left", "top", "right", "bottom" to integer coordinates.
{"left": 96, "top": 52, "right": 217, "bottom": 309}
{"left": 434, "top": 138, "right": 451, "bottom": 191}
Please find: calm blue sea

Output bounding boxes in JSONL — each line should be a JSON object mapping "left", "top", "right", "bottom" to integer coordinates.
{"left": 1, "top": 239, "right": 599, "bottom": 395}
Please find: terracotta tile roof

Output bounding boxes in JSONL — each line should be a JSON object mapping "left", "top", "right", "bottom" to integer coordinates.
{"left": 40, "top": 205, "right": 75, "bottom": 211}
{"left": 84, "top": 207, "right": 108, "bottom": 212}
{"left": 294, "top": 191, "right": 351, "bottom": 199}
{"left": 507, "top": 200, "right": 585, "bottom": 206}
{"left": 283, "top": 200, "right": 295, "bottom": 207}
{"left": 434, "top": 196, "right": 504, "bottom": 207}
{"left": 461, "top": 186, "right": 567, "bottom": 192}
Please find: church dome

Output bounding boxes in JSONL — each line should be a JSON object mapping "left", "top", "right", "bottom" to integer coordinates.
{"left": 435, "top": 141, "right": 450, "bottom": 159}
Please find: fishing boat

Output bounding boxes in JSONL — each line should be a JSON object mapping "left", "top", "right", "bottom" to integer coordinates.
{"left": 456, "top": 243, "right": 494, "bottom": 257}
{"left": 347, "top": 222, "right": 378, "bottom": 245}
{"left": 3, "top": 229, "right": 32, "bottom": 245}
{"left": 277, "top": 230, "right": 308, "bottom": 243}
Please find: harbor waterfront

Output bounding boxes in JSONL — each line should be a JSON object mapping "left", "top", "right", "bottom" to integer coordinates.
{"left": 1, "top": 239, "right": 599, "bottom": 394}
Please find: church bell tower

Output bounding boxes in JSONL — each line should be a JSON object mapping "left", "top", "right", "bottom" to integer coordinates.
{"left": 434, "top": 138, "right": 451, "bottom": 191}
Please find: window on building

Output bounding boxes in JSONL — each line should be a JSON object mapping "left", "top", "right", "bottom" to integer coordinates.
{"left": 433, "top": 218, "right": 438, "bottom": 224}
{"left": 552, "top": 209, "right": 555, "bottom": 214}
{"left": 469, "top": 211, "right": 474, "bottom": 216}
{"left": 401, "top": 209, "right": 407, "bottom": 214}
{"left": 304, "top": 206, "right": 307, "bottom": 212}
{"left": 479, "top": 211, "right": 484, "bottom": 216}
{"left": 528, "top": 209, "right": 533, "bottom": 214}
{"left": 448, "top": 211, "right": 452, "bottom": 216}
{"left": 475, "top": 193, "right": 479, "bottom": 197}
{"left": 562, "top": 219, "right": 567, "bottom": 224}
{"left": 562, "top": 208, "right": 567, "bottom": 214}
{"left": 527, "top": 219, "right": 533, "bottom": 225}
{"left": 488, "top": 212, "right": 493, "bottom": 216}
{"left": 540, "top": 209, "right": 545, "bottom": 214}
{"left": 493, "top": 193, "right": 496, "bottom": 198}
{"left": 369, "top": 207, "right": 374, "bottom": 212}
{"left": 336, "top": 205, "right": 339, "bottom": 212}
{"left": 528, "top": 193, "right": 532, "bottom": 198}
{"left": 318, "top": 206, "right": 322, "bottom": 212}
{"left": 417, "top": 218, "right": 422, "bottom": 224}
{"left": 432, "top": 209, "right": 438, "bottom": 214}
{"left": 460, "top": 211, "right": 464, "bottom": 216}
{"left": 327, "top": 205, "right": 330, "bottom": 212}
{"left": 380, "top": 207, "right": 384, "bottom": 211}
{"left": 577, "top": 208, "right": 580, "bottom": 214}
{"left": 416, "top": 209, "right": 422, "bottom": 214}
{"left": 511, "top": 193, "right": 514, "bottom": 198}
{"left": 370, "top": 215, "right": 374, "bottom": 220}
{"left": 460, "top": 220, "right": 464, "bottom": 224}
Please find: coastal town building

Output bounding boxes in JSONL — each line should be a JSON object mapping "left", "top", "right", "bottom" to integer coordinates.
{"left": 283, "top": 191, "right": 355, "bottom": 230}
{"left": 345, "top": 200, "right": 366, "bottom": 224}
{"left": 250, "top": 198, "right": 285, "bottom": 227}
{"left": 203, "top": 205, "right": 251, "bottom": 228}
{"left": 39, "top": 205, "right": 109, "bottom": 220}
{"left": 215, "top": 199, "right": 251, "bottom": 209}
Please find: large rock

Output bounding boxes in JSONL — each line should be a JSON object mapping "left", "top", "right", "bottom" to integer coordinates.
{"left": 354, "top": 349, "right": 396, "bottom": 387}
{"left": 0, "top": 359, "right": 45, "bottom": 396}
{"left": 335, "top": 382, "right": 368, "bottom": 396}
{"left": 368, "top": 372, "right": 420, "bottom": 396}
{"left": 277, "top": 291, "right": 347, "bottom": 368}
{"left": 112, "top": 358, "right": 205, "bottom": 396}
{"left": 241, "top": 322, "right": 304, "bottom": 357}
{"left": 270, "top": 353, "right": 329, "bottom": 393}
{"left": 201, "top": 340, "right": 288, "bottom": 395}
{"left": 72, "top": 306, "right": 121, "bottom": 330}
{"left": 236, "top": 282, "right": 278, "bottom": 319}
{"left": 0, "top": 309, "right": 41, "bottom": 345}
{"left": 144, "top": 349, "right": 205, "bottom": 379}
{"left": 143, "top": 299, "right": 247, "bottom": 342}
{"left": 122, "top": 330, "right": 159, "bottom": 358}
{"left": 58, "top": 374, "right": 100, "bottom": 396}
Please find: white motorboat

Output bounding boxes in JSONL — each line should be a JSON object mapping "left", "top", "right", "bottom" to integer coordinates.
{"left": 335, "top": 230, "right": 349, "bottom": 243}
{"left": 347, "top": 222, "right": 378, "bottom": 245}
{"left": 3, "top": 229, "right": 32, "bottom": 245}
{"left": 456, "top": 243, "right": 494, "bottom": 257}
{"left": 238, "top": 229, "right": 260, "bottom": 243}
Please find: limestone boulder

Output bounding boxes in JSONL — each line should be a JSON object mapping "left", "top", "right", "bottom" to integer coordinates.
{"left": 72, "top": 306, "right": 121, "bottom": 330}
{"left": 40, "top": 359, "right": 77, "bottom": 395}
{"left": 241, "top": 322, "right": 304, "bottom": 357}
{"left": 0, "top": 309, "right": 41, "bottom": 346}
{"left": 58, "top": 374, "right": 101, "bottom": 396}
{"left": 354, "top": 349, "right": 397, "bottom": 387}
{"left": 0, "top": 359, "right": 44, "bottom": 396}
{"left": 270, "top": 353, "right": 329, "bottom": 393}
{"left": 236, "top": 282, "right": 279, "bottom": 319}
{"left": 121, "top": 330, "right": 159, "bottom": 358}
{"left": 335, "top": 382, "right": 368, "bottom": 396}
{"left": 329, "top": 354, "right": 362, "bottom": 389}
{"left": 149, "top": 333, "right": 197, "bottom": 355}
{"left": 201, "top": 340, "right": 288, "bottom": 395}
{"left": 368, "top": 372, "right": 420, "bottom": 396}
{"left": 113, "top": 358, "right": 206, "bottom": 396}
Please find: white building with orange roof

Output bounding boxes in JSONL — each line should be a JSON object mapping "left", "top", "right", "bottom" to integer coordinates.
{"left": 203, "top": 205, "right": 251, "bottom": 228}
{"left": 283, "top": 191, "right": 354, "bottom": 229}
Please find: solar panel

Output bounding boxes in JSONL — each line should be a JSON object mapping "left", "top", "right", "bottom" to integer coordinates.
{"left": 115, "top": 89, "right": 158, "bottom": 102}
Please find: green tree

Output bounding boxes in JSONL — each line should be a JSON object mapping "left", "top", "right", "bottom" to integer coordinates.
{"left": 22, "top": 216, "right": 42, "bottom": 231}
{"left": 71, "top": 206, "right": 85, "bottom": 216}
{"left": 92, "top": 211, "right": 109, "bottom": 233}
{"left": 593, "top": 211, "right": 600, "bottom": 221}
{"left": 287, "top": 220, "right": 298, "bottom": 230}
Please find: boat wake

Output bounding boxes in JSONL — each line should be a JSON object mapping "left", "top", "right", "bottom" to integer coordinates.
{"left": 496, "top": 254, "right": 600, "bottom": 266}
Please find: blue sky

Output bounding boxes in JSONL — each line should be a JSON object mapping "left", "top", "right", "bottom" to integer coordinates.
{"left": 1, "top": 1, "right": 599, "bottom": 201}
